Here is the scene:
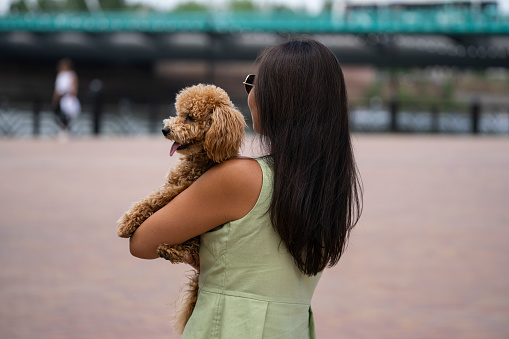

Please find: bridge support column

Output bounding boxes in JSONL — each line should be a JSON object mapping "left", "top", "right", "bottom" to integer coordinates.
{"left": 33, "top": 98, "right": 41, "bottom": 137}
{"left": 206, "top": 33, "right": 217, "bottom": 84}
{"left": 431, "top": 104, "right": 439, "bottom": 133}
{"left": 389, "top": 96, "right": 399, "bottom": 132}
{"left": 149, "top": 104, "right": 159, "bottom": 134}
{"left": 90, "top": 79, "right": 103, "bottom": 136}
{"left": 471, "top": 98, "right": 480, "bottom": 135}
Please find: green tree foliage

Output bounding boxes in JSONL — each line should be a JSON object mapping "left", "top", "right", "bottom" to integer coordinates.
{"left": 65, "top": 0, "right": 88, "bottom": 11}
{"left": 230, "top": 0, "right": 256, "bottom": 12}
{"left": 173, "top": 2, "right": 209, "bottom": 12}
{"left": 36, "top": 0, "right": 62, "bottom": 11}
{"left": 323, "top": 0, "right": 333, "bottom": 12}
{"left": 99, "top": 0, "right": 127, "bottom": 11}
{"left": 8, "top": 0, "right": 130, "bottom": 12}
{"left": 9, "top": 0, "right": 30, "bottom": 13}
{"left": 365, "top": 80, "right": 383, "bottom": 99}
{"left": 272, "top": 5, "right": 294, "bottom": 13}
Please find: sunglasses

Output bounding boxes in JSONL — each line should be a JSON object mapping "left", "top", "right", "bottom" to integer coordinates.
{"left": 243, "top": 74, "right": 255, "bottom": 95}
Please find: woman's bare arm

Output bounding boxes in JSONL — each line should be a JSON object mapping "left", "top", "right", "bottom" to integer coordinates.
{"left": 129, "top": 158, "right": 262, "bottom": 259}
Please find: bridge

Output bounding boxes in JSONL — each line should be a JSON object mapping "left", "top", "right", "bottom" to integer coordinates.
{"left": 0, "top": 7, "right": 508, "bottom": 69}
{"left": 1, "top": 6, "right": 509, "bottom": 34}
{"left": 1, "top": 6, "right": 508, "bottom": 109}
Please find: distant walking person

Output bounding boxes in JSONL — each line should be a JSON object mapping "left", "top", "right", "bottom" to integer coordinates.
{"left": 52, "top": 58, "right": 80, "bottom": 136}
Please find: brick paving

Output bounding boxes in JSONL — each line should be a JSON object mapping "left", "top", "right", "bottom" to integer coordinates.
{"left": 0, "top": 135, "right": 508, "bottom": 339}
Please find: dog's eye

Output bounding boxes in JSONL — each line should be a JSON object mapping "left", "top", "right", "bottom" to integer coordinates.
{"left": 186, "top": 116, "right": 195, "bottom": 122}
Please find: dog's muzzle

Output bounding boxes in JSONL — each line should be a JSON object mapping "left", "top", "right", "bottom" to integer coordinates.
{"left": 162, "top": 127, "right": 170, "bottom": 136}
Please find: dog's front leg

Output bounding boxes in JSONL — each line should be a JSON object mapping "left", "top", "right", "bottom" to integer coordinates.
{"left": 117, "top": 182, "right": 191, "bottom": 238}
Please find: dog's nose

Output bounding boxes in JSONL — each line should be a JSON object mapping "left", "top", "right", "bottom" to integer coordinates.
{"left": 162, "top": 127, "right": 170, "bottom": 136}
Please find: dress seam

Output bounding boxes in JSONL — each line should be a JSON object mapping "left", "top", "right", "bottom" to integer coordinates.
{"left": 222, "top": 223, "right": 230, "bottom": 292}
{"left": 199, "top": 288, "right": 311, "bottom": 306}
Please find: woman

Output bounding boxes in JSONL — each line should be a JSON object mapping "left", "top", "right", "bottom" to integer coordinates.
{"left": 52, "top": 58, "right": 80, "bottom": 133}
{"left": 129, "top": 38, "right": 363, "bottom": 338}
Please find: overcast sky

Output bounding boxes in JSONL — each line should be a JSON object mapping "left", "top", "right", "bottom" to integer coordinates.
{"left": 1, "top": 0, "right": 509, "bottom": 15}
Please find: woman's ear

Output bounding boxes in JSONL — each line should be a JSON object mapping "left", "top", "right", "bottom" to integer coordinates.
{"left": 204, "top": 104, "right": 246, "bottom": 163}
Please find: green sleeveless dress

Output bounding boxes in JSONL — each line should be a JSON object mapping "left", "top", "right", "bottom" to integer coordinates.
{"left": 182, "top": 157, "right": 322, "bottom": 338}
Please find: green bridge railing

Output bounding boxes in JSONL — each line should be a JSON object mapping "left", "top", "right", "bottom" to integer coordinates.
{"left": 1, "top": 8, "right": 508, "bottom": 34}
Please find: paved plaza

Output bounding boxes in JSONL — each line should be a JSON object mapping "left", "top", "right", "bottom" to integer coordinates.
{"left": 1, "top": 134, "right": 508, "bottom": 338}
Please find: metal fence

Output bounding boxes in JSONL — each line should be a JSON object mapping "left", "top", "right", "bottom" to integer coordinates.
{"left": 350, "top": 98, "right": 509, "bottom": 134}
{"left": 0, "top": 98, "right": 172, "bottom": 138}
{"left": 1, "top": 97, "right": 508, "bottom": 138}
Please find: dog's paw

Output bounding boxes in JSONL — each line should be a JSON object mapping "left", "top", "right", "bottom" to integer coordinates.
{"left": 157, "top": 238, "right": 200, "bottom": 264}
{"left": 157, "top": 243, "right": 187, "bottom": 263}
{"left": 116, "top": 214, "right": 137, "bottom": 238}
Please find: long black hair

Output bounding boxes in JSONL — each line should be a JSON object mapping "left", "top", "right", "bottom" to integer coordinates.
{"left": 255, "top": 38, "right": 363, "bottom": 276}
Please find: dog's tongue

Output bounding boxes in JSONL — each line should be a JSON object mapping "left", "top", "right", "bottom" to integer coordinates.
{"left": 170, "top": 142, "right": 180, "bottom": 156}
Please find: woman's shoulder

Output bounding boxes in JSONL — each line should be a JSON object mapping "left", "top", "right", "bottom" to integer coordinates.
{"left": 201, "top": 157, "right": 262, "bottom": 220}
{"left": 208, "top": 155, "right": 258, "bottom": 169}
{"left": 206, "top": 157, "right": 262, "bottom": 191}
{"left": 219, "top": 156, "right": 261, "bottom": 172}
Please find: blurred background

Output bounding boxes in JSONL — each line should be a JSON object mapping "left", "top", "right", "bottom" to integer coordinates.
{"left": 0, "top": 0, "right": 509, "bottom": 136}
{"left": 1, "top": 1, "right": 509, "bottom": 339}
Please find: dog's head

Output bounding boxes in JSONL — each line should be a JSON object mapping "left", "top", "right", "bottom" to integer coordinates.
{"left": 162, "top": 84, "right": 246, "bottom": 163}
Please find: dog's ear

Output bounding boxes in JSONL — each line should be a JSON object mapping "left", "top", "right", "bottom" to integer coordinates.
{"left": 204, "top": 103, "right": 246, "bottom": 163}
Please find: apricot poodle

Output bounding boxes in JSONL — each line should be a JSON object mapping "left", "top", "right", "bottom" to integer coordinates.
{"left": 117, "top": 84, "right": 246, "bottom": 334}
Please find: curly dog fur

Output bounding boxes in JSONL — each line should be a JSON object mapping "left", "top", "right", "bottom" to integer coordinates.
{"left": 117, "top": 84, "right": 246, "bottom": 334}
